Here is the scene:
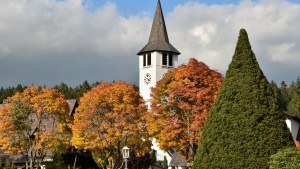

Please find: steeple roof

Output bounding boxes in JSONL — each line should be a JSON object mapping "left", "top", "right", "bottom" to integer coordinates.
{"left": 137, "top": 0, "right": 180, "bottom": 55}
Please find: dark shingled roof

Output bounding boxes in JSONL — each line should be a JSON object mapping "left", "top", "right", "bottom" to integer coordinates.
{"left": 66, "top": 99, "right": 77, "bottom": 116}
{"left": 169, "top": 151, "right": 187, "bottom": 167}
{"left": 282, "top": 110, "right": 300, "bottom": 123}
{"left": 137, "top": 0, "right": 180, "bottom": 55}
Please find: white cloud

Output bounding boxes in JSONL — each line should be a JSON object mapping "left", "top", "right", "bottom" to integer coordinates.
{"left": 0, "top": 0, "right": 299, "bottom": 87}
{"left": 167, "top": 0, "right": 300, "bottom": 83}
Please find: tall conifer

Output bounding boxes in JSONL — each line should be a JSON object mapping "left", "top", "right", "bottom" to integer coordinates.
{"left": 193, "top": 29, "right": 294, "bottom": 168}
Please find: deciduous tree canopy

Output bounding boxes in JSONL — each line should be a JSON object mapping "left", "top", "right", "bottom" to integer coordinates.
{"left": 146, "top": 58, "right": 223, "bottom": 162}
{"left": 0, "top": 86, "right": 71, "bottom": 169}
{"left": 71, "top": 81, "right": 151, "bottom": 169}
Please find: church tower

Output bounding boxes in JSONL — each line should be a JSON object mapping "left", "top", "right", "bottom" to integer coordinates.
{"left": 137, "top": 0, "right": 180, "bottom": 108}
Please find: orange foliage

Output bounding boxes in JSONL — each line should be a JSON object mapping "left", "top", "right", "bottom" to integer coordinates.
{"left": 0, "top": 86, "right": 71, "bottom": 168}
{"left": 146, "top": 58, "right": 223, "bottom": 162}
{"left": 71, "top": 81, "right": 151, "bottom": 167}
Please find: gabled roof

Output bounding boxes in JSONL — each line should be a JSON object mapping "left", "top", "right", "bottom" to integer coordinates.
{"left": 66, "top": 99, "right": 77, "bottom": 116}
{"left": 282, "top": 110, "right": 300, "bottom": 123}
{"left": 169, "top": 151, "right": 187, "bottom": 167}
{"left": 137, "top": 0, "right": 180, "bottom": 55}
{"left": 0, "top": 149, "right": 26, "bottom": 164}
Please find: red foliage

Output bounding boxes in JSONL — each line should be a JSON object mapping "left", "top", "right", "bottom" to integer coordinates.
{"left": 146, "top": 58, "right": 223, "bottom": 161}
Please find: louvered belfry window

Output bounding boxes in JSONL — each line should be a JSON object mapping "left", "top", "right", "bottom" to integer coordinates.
{"left": 143, "top": 54, "right": 146, "bottom": 67}
{"left": 162, "top": 53, "right": 173, "bottom": 67}
{"left": 168, "top": 54, "right": 173, "bottom": 66}
{"left": 147, "top": 53, "right": 151, "bottom": 66}
{"left": 162, "top": 53, "right": 168, "bottom": 66}
{"left": 143, "top": 53, "right": 152, "bottom": 67}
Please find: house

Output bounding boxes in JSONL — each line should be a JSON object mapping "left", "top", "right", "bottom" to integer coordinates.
{"left": 282, "top": 110, "right": 300, "bottom": 142}
{"left": 0, "top": 99, "right": 98, "bottom": 169}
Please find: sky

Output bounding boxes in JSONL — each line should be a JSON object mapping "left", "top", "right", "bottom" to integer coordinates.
{"left": 1, "top": 0, "right": 300, "bottom": 88}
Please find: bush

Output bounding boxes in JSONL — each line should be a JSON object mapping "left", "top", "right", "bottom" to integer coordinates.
{"left": 269, "top": 147, "right": 300, "bottom": 168}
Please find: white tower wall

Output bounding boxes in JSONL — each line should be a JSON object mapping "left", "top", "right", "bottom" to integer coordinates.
{"left": 139, "top": 51, "right": 178, "bottom": 109}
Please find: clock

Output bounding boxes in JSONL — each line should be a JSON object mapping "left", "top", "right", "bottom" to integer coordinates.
{"left": 144, "top": 73, "right": 151, "bottom": 85}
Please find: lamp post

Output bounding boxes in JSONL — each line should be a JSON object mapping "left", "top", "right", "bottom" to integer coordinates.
{"left": 122, "top": 146, "right": 130, "bottom": 169}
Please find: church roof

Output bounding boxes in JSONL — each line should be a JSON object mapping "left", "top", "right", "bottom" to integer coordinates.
{"left": 137, "top": 0, "right": 180, "bottom": 55}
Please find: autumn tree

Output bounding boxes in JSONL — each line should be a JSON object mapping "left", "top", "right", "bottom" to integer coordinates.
{"left": 71, "top": 81, "right": 151, "bottom": 169}
{"left": 193, "top": 29, "right": 294, "bottom": 168}
{"left": 146, "top": 58, "right": 223, "bottom": 162}
{"left": 0, "top": 86, "right": 72, "bottom": 169}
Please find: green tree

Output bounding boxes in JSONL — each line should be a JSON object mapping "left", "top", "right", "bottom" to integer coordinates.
{"left": 0, "top": 87, "right": 15, "bottom": 103}
{"left": 193, "top": 29, "right": 294, "bottom": 169}
{"left": 287, "top": 94, "right": 300, "bottom": 117}
{"left": 43, "top": 151, "right": 68, "bottom": 169}
{"left": 54, "top": 82, "right": 73, "bottom": 99}
{"left": 270, "top": 80, "right": 280, "bottom": 104}
{"left": 150, "top": 149, "right": 157, "bottom": 165}
{"left": 279, "top": 81, "right": 290, "bottom": 110}
{"left": 163, "top": 156, "right": 168, "bottom": 169}
{"left": 269, "top": 147, "right": 300, "bottom": 169}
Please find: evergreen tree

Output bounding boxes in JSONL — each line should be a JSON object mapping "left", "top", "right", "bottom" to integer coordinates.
{"left": 163, "top": 156, "right": 168, "bottom": 169}
{"left": 269, "top": 147, "right": 300, "bottom": 169}
{"left": 0, "top": 87, "right": 15, "bottom": 103}
{"left": 270, "top": 80, "right": 281, "bottom": 107}
{"left": 287, "top": 94, "right": 300, "bottom": 117}
{"left": 279, "top": 81, "right": 290, "bottom": 110}
{"left": 193, "top": 29, "right": 294, "bottom": 169}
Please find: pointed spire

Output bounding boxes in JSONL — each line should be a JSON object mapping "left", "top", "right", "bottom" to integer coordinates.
{"left": 137, "top": 0, "right": 180, "bottom": 55}
{"left": 149, "top": 0, "right": 169, "bottom": 43}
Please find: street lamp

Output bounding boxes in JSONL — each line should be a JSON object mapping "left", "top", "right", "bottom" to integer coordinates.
{"left": 122, "top": 146, "right": 130, "bottom": 169}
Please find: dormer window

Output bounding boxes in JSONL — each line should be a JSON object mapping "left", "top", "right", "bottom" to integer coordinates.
{"left": 143, "top": 53, "right": 152, "bottom": 67}
{"left": 162, "top": 53, "right": 173, "bottom": 67}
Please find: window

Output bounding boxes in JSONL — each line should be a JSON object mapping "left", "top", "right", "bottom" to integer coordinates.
{"left": 168, "top": 54, "right": 173, "bottom": 66}
{"left": 143, "top": 54, "right": 146, "bottom": 67}
{"left": 162, "top": 53, "right": 173, "bottom": 67}
{"left": 143, "top": 53, "right": 151, "bottom": 67}
{"left": 147, "top": 53, "right": 151, "bottom": 66}
{"left": 162, "top": 53, "right": 168, "bottom": 66}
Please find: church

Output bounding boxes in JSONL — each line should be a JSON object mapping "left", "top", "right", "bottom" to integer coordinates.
{"left": 136, "top": 0, "right": 300, "bottom": 168}
{"left": 137, "top": 0, "right": 180, "bottom": 110}
{"left": 137, "top": 0, "right": 187, "bottom": 168}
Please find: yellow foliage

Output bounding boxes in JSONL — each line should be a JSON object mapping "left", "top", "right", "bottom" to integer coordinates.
{"left": 0, "top": 86, "right": 72, "bottom": 166}
{"left": 71, "top": 81, "right": 151, "bottom": 166}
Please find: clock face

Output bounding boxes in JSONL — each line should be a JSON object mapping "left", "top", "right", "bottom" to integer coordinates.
{"left": 144, "top": 73, "right": 151, "bottom": 85}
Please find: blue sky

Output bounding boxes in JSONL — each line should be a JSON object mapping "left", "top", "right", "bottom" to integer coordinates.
{"left": 84, "top": 0, "right": 300, "bottom": 15}
{"left": 1, "top": 0, "right": 300, "bottom": 88}
{"left": 84, "top": 0, "right": 242, "bottom": 15}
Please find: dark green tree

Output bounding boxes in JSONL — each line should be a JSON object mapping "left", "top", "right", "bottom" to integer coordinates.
{"left": 269, "top": 147, "right": 300, "bottom": 169}
{"left": 279, "top": 81, "right": 290, "bottom": 110}
{"left": 193, "top": 29, "right": 294, "bottom": 169}
{"left": 270, "top": 80, "right": 280, "bottom": 104}
{"left": 287, "top": 94, "right": 300, "bottom": 117}
{"left": 54, "top": 82, "right": 73, "bottom": 99}
{"left": 163, "top": 156, "right": 168, "bottom": 169}
{"left": 150, "top": 149, "right": 157, "bottom": 165}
